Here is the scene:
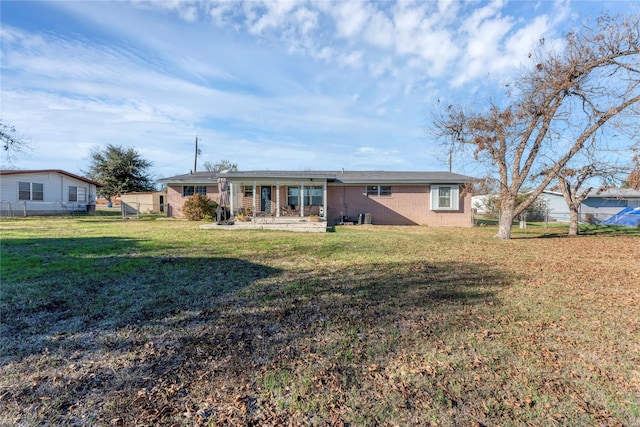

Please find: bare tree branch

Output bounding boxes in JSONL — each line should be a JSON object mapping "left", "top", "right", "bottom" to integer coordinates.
{"left": 431, "top": 13, "right": 640, "bottom": 239}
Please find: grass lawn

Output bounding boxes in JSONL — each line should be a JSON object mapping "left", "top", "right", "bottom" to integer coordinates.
{"left": 1, "top": 216, "right": 638, "bottom": 426}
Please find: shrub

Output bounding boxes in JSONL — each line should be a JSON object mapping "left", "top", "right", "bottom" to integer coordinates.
{"left": 183, "top": 194, "right": 214, "bottom": 220}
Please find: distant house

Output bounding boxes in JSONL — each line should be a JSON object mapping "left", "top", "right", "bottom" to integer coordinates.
{"left": 0, "top": 169, "right": 103, "bottom": 216}
{"left": 157, "top": 170, "right": 474, "bottom": 227}
{"left": 472, "top": 188, "right": 640, "bottom": 223}
{"left": 472, "top": 191, "right": 569, "bottom": 221}
{"left": 120, "top": 191, "right": 166, "bottom": 215}
{"left": 581, "top": 188, "right": 640, "bottom": 222}
{"left": 538, "top": 191, "right": 570, "bottom": 222}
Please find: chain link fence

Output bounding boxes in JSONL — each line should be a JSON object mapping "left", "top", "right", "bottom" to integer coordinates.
{"left": 0, "top": 201, "right": 169, "bottom": 219}
{"left": 0, "top": 201, "right": 94, "bottom": 217}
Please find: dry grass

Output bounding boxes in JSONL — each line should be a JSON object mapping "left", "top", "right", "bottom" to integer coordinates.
{"left": 1, "top": 217, "right": 639, "bottom": 426}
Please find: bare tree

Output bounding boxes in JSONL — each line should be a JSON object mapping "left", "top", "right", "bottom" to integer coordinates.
{"left": 1, "top": 119, "right": 30, "bottom": 166}
{"left": 624, "top": 146, "right": 640, "bottom": 189}
{"left": 203, "top": 160, "right": 238, "bottom": 173}
{"left": 433, "top": 14, "right": 640, "bottom": 239}
{"left": 552, "top": 160, "right": 625, "bottom": 235}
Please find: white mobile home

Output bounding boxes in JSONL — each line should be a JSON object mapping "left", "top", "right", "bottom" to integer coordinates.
{"left": 0, "top": 169, "right": 104, "bottom": 216}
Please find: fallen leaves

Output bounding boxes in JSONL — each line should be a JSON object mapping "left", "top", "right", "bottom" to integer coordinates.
{"left": 1, "top": 224, "right": 638, "bottom": 425}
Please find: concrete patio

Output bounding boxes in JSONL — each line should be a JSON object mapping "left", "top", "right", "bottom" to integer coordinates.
{"left": 200, "top": 216, "right": 330, "bottom": 232}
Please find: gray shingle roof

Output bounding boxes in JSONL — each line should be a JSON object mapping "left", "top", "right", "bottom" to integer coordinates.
{"left": 587, "top": 188, "right": 640, "bottom": 198}
{"left": 156, "top": 171, "right": 220, "bottom": 184}
{"left": 157, "top": 170, "right": 473, "bottom": 184}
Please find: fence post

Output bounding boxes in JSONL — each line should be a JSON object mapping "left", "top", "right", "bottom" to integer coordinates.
{"left": 23, "top": 201, "right": 27, "bottom": 217}
{"left": 137, "top": 202, "right": 140, "bottom": 219}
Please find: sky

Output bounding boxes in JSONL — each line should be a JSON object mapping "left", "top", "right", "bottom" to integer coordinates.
{"left": 0, "top": 0, "right": 634, "bottom": 181}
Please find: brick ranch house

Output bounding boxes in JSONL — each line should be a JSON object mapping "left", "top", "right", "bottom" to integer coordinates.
{"left": 158, "top": 170, "right": 474, "bottom": 227}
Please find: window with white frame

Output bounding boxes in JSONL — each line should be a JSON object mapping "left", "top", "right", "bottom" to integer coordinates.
{"left": 366, "top": 185, "right": 392, "bottom": 197}
{"left": 183, "top": 185, "right": 206, "bottom": 197}
{"left": 68, "top": 186, "right": 87, "bottom": 202}
{"left": 431, "top": 185, "right": 459, "bottom": 210}
{"left": 18, "top": 181, "right": 44, "bottom": 201}
{"left": 243, "top": 186, "right": 253, "bottom": 197}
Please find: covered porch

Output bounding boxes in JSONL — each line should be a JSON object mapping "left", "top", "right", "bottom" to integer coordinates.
{"left": 225, "top": 172, "right": 332, "bottom": 222}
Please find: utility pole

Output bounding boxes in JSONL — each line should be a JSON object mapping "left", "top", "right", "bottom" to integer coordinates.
{"left": 194, "top": 136, "right": 200, "bottom": 172}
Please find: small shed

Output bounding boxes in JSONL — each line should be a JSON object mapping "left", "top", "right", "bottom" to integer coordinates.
{"left": 120, "top": 191, "right": 166, "bottom": 215}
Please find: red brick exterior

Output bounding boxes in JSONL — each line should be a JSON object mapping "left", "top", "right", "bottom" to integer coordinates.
{"left": 326, "top": 185, "right": 472, "bottom": 227}
{"left": 166, "top": 185, "right": 219, "bottom": 218}
{"left": 166, "top": 183, "right": 472, "bottom": 227}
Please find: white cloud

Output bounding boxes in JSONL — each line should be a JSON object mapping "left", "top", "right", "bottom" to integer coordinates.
{"left": 2, "top": 0, "right": 604, "bottom": 176}
{"left": 339, "top": 50, "right": 364, "bottom": 68}
{"left": 331, "top": 1, "right": 371, "bottom": 39}
{"left": 246, "top": 1, "right": 297, "bottom": 35}
{"left": 361, "top": 9, "right": 394, "bottom": 49}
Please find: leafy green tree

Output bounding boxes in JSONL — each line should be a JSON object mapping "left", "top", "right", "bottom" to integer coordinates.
{"left": 86, "top": 144, "right": 155, "bottom": 201}
{"left": 203, "top": 160, "right": 238, "bottom": 173}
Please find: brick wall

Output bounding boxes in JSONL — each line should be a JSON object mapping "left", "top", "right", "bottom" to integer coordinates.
{"left": 166, "top": 182, "right": 472, "bottom": 226}
{"left": 326, "top": 185, "right": 472, "bottom": 227}
{"left": 166, "top": 185, "right": 219, "bottom": 218}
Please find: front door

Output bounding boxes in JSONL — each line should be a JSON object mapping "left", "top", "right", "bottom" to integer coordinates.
{"left": 260, "top": 187, "right": 272, "bottom": 213}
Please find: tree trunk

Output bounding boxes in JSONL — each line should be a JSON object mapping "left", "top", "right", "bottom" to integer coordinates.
{"left": 496, "top": 205, "right": 514, "bottom": 239}
{"left": 568, "top": 207, "right": 580, "bottom": 236}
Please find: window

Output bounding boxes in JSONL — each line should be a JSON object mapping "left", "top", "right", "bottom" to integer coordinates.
{"left": 287, "top": 186, "right": 322, "bottom": 206}
{"left": 183, "top": 185, "right": 206, "bottom": 197}
{"left": 287, "top": 187, "right": 299, "bottom": 206}
{"left": 18, "top": 181, "right": 44, "bottom": 201}
{"left": 32, "top": 183, "right": 43, "bottom": 201}
{"left": 366, "top": 185, "right": 392, "bottom": 197}
{"left": 18, "top": 182, "right": 30, "bottom": 200}
{"left": 431, "top": 185, "right": 459, "bottom": 210}
{"left": 379, "top": 186, "right": 392, "bottom": 196}
{"left": 69, "top": 186, "right": 87, "bottom": 202}
{"left": 304, "top": 186, "right": 323, "bottom": 206}
{"left": 439, "top": 186, "right": 451, "bottom": 208}
{"left": 243, "top": 186, "right": 253, "bottom": 197}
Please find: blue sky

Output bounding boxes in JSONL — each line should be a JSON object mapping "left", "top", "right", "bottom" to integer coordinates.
{"left": 0, "top": 0, "right": 633, "bottom": 180}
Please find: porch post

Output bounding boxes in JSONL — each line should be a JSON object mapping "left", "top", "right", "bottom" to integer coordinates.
{"left": 229, "top": 182, "right": 234, "bottom": 216}
{"left": 323, "top": 181, "right": 327, "bottom": 220}
{"left": 300, "top": 182, "right": 304, "bottom": 217}
{"left": 252, "top": 182, "right": 257, "bottom": 223}
{"left": 276, "top": 183, "right": 280, "bottom": 217}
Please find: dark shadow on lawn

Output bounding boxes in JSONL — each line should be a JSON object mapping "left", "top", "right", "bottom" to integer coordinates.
{"left": 1, "top": 237, "right": 517, "bottom": 425}
{"left": 0, "top": 237, "right": 282, "bottom": 360}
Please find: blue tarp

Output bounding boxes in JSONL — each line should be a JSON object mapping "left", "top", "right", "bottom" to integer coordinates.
{"left": 603, "top": 207, "right": 640, "bottom": 227}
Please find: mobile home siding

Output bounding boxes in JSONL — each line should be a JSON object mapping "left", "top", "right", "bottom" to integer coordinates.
{"left": 0, "top": 170, "right": 98, "bottom": 215}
